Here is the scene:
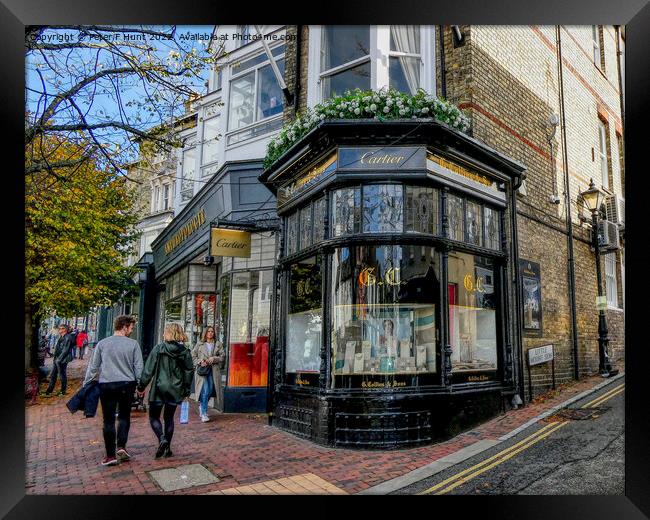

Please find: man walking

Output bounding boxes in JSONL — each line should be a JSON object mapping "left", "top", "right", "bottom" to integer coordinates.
{"left": 83, "top": 315, "right": 143, "bottom": 466}
{"left": 42, "top": 324, "right": 75, "bottom": 396}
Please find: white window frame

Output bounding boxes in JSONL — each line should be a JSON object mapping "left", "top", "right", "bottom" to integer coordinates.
{"left": 592, "top": 26, "right": 601, "bottom": 67}
{"left": 152, "top": 186, "right": 160, "bottom": 213}
{"left": 307, "top": 25, "right": 435, "bottom": 107}
{"left": 605, "top": 252, "right": 618, "bottom": 309}
{"left": 179, "top": 146, "right": 197, "bottom": 204}
{"left": 201, "top": 115, "right": 221, "bottom": 171}
{"left": 226, "top": 44, "right": 286, "bottom": 136}
{"left": 162, "top": 183, "right": 170, "bottom": 210}
{"left": 598, "top": 121, "right": 609, "bottom": 189}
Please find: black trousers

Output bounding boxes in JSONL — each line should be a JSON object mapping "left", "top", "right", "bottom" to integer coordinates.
{"left": 99, "top": 381, "right": 136, "bottom": 458}
{"left": 148, "top": 402, "right": 178, "bottom": 445}
{"left": 46, "top": 361, "right": 68, "bottom": 394}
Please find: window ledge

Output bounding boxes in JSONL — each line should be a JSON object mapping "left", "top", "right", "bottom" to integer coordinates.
{"left": 606, "top": 306, "right": 624, "bottom": 312}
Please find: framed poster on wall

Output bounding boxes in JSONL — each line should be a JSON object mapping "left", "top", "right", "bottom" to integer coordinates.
{"left": 519, "top": 259, "right": 542, "bottom": 334}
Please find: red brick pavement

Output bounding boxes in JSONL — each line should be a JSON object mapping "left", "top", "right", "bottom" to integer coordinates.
{"left": 26, "top": 356, "right": 622, "bottom": 495}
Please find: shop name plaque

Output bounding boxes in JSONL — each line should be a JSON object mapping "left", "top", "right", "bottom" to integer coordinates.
{"left": 210, "top": 228, "right": 251, "bottom": 258}
{"left": 528, "top": 344, "right": 554, "bottom": 366}
{"left": 338, "top": 146, "right": 426, "bottom": 170}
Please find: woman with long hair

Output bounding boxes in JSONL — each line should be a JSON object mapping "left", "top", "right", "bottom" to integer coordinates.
{"left": 192, "top": 326, "right": 225, "bottom": 422}
{"left": 137, "top": 323, "right": 194, "bottom": 458}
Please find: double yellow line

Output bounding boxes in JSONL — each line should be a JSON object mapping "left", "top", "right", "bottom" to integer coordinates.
{"left": 418, "top": 382, "right": 625, "bottom": 495}
{"left": 581, "top": 383, "right": 625, "bottom": 409}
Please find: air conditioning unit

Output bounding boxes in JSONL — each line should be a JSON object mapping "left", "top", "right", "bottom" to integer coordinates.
{"left": 604, "top": 195, "right": 625, "bottom": 227}
{"left": 597, "top": 220, "right": 620, "bottom": 251}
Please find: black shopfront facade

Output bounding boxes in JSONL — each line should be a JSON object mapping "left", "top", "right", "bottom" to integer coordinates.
{"left": 260, "top": 120, "right": 527, "bottom": 448}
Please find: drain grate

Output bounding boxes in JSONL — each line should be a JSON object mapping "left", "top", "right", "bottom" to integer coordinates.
{"left": 545, "top": 407, "right": 607, "bottom": 422}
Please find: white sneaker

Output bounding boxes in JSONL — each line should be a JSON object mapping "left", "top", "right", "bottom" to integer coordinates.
{"left": 201, "top": 414, "right": 210, "bottom": 423}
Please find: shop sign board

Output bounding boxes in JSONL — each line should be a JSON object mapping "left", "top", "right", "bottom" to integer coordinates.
{"left": 528, "top": 344, "right": 554, "bottom": 366}
{"left": 338, "top": 146, "right": 426, "bottom": 170}
{"left": 210, "top": 228, "right": 251, "bottom": 258}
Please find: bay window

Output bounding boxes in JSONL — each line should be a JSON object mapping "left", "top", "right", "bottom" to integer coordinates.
{"left": 312, "top": 26, "right": 433, "bottom": 104}
{"left": 227, "top": 45, "right": 285, "bottom": 144}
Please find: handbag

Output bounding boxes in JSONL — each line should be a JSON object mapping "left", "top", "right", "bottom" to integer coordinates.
{"left": 196, "top": 363, "right": 211, "bottom": 376}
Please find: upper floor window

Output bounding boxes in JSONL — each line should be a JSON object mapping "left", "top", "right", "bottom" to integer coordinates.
{"left": 315, "top": 26, "right": 431, "bottom": 103}
{"left": 592, "top": 26, "right": 605, "bottom": 71}
{"left": 598, "top": 120, "right": 609, "bottom": 189}
{"left": 202, "top": 116, "right": 220, "bottom": 168}
{"left": 152, "top": 186, "right": 160, "bottom": 213}
{"left": 236, "top": 25, "right": 251, "bottom": 48}
{"left": 228, "top": 45, "right": 285, "bottom": 132}
{"left": 180, "top": 147, "right": 196, "bottom": 203}
{"left": 605, "top": 253, "right": 618, "bottom": 307}
{"left": 162, "top": 183, "right": 170, "bottom": 210}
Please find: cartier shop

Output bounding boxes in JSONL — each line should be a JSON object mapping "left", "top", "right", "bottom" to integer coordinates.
{"left": 260, "top": 120, "right": 527, "bottom": 448}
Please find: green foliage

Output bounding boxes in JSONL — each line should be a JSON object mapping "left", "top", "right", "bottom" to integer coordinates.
{"left": 263, "top": 88, "right": 471, "bottom": 169}
{"left": 25, "top": 136, "right": 140, "bottom": 319}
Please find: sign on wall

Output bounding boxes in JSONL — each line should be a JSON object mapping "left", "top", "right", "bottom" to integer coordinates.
{"left": 210, "top": 228, "right": 251, "bottom": 258}
{"left": 528, "top": 344, "right": 554, "bottom": 366}
{"left": 338, "top": 146, "right": 426, "bottom": 170}
{"left": 519, "top": 259, "right": 542, "bottom": 333}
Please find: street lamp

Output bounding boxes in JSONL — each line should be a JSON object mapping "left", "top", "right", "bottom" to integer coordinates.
{"left": 579, "top": 179, "right": 618, "bottom": 378}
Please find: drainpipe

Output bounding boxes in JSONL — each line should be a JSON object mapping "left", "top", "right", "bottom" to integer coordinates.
{"left": 439, "top": 26, "right": 447, "bottom": 98}
{"left": 615, "top": 26, "right": 625, "bottom": 134}
{"left": 556, "top": 26, "right": 581, "bottom": 380}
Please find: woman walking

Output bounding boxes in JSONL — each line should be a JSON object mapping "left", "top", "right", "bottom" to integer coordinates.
{"left": 137, "top": 323, "right": 194, "bottom": 459}
{"left": 192, "top": 326, "right": 225, "bottom": 422}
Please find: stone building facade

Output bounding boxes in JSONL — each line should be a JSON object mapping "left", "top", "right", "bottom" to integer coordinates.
{"left": 280, "top": 25, "right": 625, "bottom": 400}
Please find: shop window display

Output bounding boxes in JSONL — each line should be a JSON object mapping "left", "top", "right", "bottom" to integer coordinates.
{"left": 331, "top": 245, "right": 439, "bottom": 386}
{"left": 286, "top": 256, "right": 323, "bottom": 374}
{"left": 448, "top": 252, "right": 499, "bottom": 373}
{"left": 227, "top": 270, "right": 271, "bottom": 387}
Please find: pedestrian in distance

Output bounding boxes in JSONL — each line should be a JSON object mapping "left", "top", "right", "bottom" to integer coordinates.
{"left": 69, "top": 327, "right": 79, "bottom": 359}
{"left": 83, "top": 315, "right": 143, "bottom": 467}
{"left": 137, "top": 323, "right": 194, "bottom": 459}
{"left": 41, "top": 324, "right": 75, "bottom": 397}
{"left": 192, "top": 326, "right": 225, "bottom": 422}
{"left": 76, "top": 329, "right": 89, "bottom": 360}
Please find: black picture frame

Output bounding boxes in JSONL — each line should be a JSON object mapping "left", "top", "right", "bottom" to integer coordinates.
{"left": 519, "top": 258, "right": 543, "bottom": 335}
{"left": 6, "top": 1, "right": 649, "bottom": 517}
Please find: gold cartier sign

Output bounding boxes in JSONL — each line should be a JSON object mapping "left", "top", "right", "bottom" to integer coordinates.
{"left": 277, "top": 153, "right": 337, "bottom": 206}
{"left": 427, "top": 152, "right": 495, "bottom": 188}
{"left": 210, "top": 228, "right": 251, "bottom": 258}
{"left": 360, "top": 151, "right": 405, "bottom": 165}
{"left": 164, "top": 208, "right": 206, "bottom": 255}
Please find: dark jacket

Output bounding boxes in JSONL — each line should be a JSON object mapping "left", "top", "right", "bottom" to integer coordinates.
{"left": 66, "top": 381, "right": 101, "bottom": 417}
{"left": 137, "top": 341, "right": 193, "bottom": 404}
{"left": 54, "top": 333, "right": 75, "bottom": 364}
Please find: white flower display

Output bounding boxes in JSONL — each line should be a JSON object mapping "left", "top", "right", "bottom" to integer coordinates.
{"left": 264, "top": 88, "right": 470, "bottom": 169}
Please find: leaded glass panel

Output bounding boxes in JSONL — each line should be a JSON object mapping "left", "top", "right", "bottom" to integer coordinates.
{"left": 447, "top": 194, "right": 464, "bottom": 241}
{"left": 300, "top": 205, "right": 313, "bottom": 250}
{"left": 484, "top": 206, "right": 500, "bottom": 250}
{"left": 405, "top": 186, "right": 438, "bottom": 234}
{"left": 287, "top": 212, "right": 299, "bottom": 255}
{"left": 313, "top": 197, "right": 327, "bottom": 242}
{"left": 332, "top": 188, "right": 361, "bottom": 237}
{"left": 466, "top": 200, "right": 483, "bottom": 246}
{"left": 362, "top": 184, "right": 404, "bottom": 233}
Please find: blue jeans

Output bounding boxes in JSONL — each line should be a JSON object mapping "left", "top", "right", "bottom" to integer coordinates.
{"left": 198, "top": 373, "right": 214, "bottom": 415}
